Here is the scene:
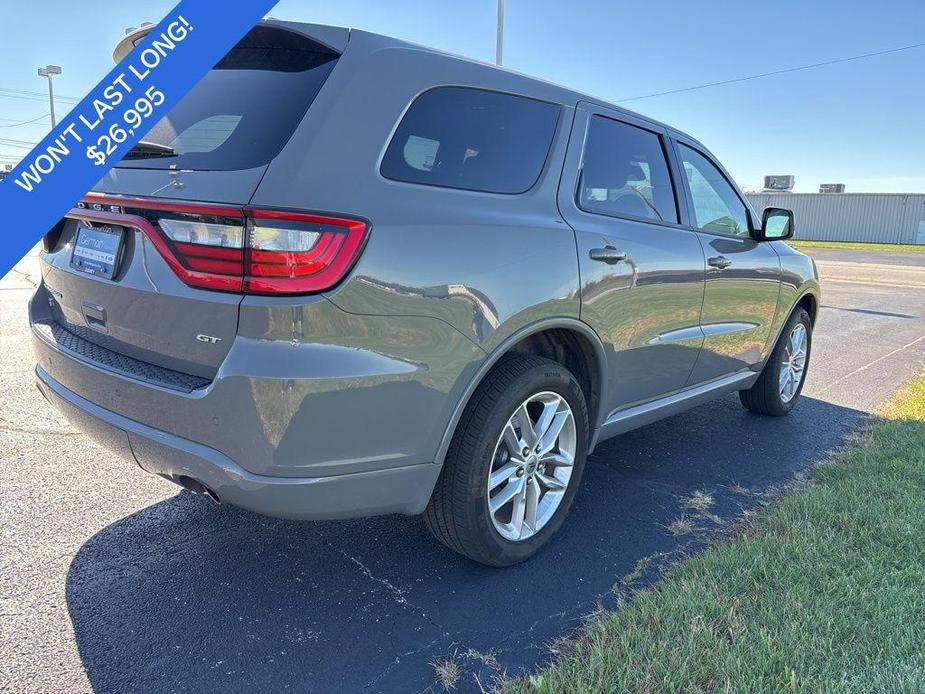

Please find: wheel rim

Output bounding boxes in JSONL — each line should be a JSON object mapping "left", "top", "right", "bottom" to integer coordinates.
{"left": 779, "top": 323, "right": 808, "bottom": 404}
{"left": 486, "top": 391, "right": 576, "bottom": 542}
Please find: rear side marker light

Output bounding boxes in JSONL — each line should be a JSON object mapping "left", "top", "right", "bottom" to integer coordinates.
{"left": 76, "top": 196, "right": 369, "bottom": 295}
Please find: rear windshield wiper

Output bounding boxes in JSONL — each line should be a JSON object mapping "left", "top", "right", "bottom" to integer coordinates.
{"left": 122, "top": 141, "right": 177, "bottom": 160}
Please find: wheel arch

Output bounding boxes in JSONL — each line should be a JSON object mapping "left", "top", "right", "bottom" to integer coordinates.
{"left": 434, "top": 319, "right": 607, "bottom": 467}
{"left": 761, "top": 285, "right": 820, "bottom": 373}
{"left": 796, "top": 291, "right": 819, "bottom": 325}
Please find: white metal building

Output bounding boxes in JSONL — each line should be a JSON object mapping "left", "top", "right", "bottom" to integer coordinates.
{"left": 745, "top": 193, "right": 925, "bottom": 245}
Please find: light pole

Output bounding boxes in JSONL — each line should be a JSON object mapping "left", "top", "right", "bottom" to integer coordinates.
{"left": 37, "top": 65, "right": 62, "bottom": 127}
{"left": 496, "top": 0, "right": 505, "bottom": 66}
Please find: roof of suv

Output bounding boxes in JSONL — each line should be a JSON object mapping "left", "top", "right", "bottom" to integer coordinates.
{"left": 262, "top": 19, "right": 702, "bottom": 147}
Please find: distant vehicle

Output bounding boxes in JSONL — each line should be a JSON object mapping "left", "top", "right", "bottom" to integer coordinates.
{"left": 30, "top": 21, "right": 820, "bottom": 565}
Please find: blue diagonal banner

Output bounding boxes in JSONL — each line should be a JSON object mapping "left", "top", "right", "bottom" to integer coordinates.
{"left": 0, "top": 0, "right": 278, "bottom": 277}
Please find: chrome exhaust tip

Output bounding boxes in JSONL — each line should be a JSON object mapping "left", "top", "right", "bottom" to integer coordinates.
{"left": 172, "top": 474, "right": 221, "bottom": 504}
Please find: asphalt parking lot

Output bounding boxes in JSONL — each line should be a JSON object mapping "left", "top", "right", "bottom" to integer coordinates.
{"left": 2, "top": 248, "right": 925, "bottom": 693}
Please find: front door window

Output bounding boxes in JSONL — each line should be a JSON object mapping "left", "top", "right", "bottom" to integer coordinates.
{"left": 678, "top": 144, "right": 750, "bottom": 237}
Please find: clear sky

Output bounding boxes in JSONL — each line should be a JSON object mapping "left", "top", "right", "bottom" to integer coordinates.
{"left": 1, "top": 0, "right": 922, "bottom": 192}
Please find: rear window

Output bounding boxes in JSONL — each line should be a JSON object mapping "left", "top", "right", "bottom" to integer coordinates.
{"left": 381, "top": 87, "right": 561, "bottom": 194}
{"left": 118, "top": 26, "right": 339, "bottom": 171}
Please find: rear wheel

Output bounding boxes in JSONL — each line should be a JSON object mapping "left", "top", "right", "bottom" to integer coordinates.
{"left": 424, "top": 354, "right": 589, "bottom": 566}
{"left": 739, "top": 307, "right": 812, "bottom": 416}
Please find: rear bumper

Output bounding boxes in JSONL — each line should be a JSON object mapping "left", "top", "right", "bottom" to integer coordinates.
{"left": 29, "top": 278, "right": 484, "bottom": 481}
{"left": 35, "top": 365, "right": 441, "bottom": 520}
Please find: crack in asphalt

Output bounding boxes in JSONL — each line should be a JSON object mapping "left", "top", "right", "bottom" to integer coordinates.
{"left": 338, "top": 553, "right": 593, "bottom": 691}
{"left": 362, "top": 637, "right": 445, "bottom": 692}
{"left": 306, "top": 529, "right": 459, "bottom": 692}
{"left": 817, "top": 334, "right": 925, "bottom": 396}
{"left": 0, "top": 422, "right": 78, "bottom": 437}
{"left": 310, "top": 528, "right": 443, "bottom": 632}
{"left": 455, "top": 605, "right": 583, "bottom": 646}
{"left": 6, "top": 269, "right": 37, "bottom": 288}
{"left": 408, "top": 607, "right": 589, "bottom": 693}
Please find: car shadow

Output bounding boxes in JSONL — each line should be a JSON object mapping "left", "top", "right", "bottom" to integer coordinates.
{"left": 66, "top": 393, "right": 864, "bottom": 693}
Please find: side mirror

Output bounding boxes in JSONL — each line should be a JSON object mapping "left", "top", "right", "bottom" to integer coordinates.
{"left": 759, "top": 207, "right": 794, "bottom": 241}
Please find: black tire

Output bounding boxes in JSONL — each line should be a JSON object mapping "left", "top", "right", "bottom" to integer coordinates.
{"left": 739, "top": 307, "right": 812, "bottom": 416}
{"left": 424, "top": 354, "right": 589, "bottom": 566}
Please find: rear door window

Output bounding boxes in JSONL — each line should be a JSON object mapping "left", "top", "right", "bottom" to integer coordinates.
{"left": 578, "top": 116, "right": 678, "bottom": 224}
{"left": 381, "top": 87, "right": 561, "bottom": 194}
{"left": 118, "top": 26, "right": 339, "bottom": 171}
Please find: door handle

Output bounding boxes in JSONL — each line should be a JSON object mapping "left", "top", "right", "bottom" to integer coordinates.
{"left": 589, "top": 247, "right": 627, "bottom": 265}
{"left": 707, "top": 255, "right": 732, "bottom": 269}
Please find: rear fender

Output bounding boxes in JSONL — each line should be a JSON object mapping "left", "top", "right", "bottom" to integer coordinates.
{"left": 434, "top": 318, "right": 607, "bottom": 466}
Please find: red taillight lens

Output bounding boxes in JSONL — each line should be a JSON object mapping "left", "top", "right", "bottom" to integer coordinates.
{"left": 244, "top": 210, "right": 367, "bottom": 294}
{"left": 158, "top": 217, "right": 246, "bottom": 291}
{"left": 173, "top": 243, "right": 245, "bottom": 276}
{"left": 77, "top": 196, "right": 369, "bottom": 295}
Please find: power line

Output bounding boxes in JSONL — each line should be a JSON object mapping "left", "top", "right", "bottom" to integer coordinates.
{"left": 0, "top": 92, "right": 77, "bottom": 106}
{"left": 617, "top": 41, "right": 925, "bottom": 102}
{"left": 0, "top": 137, "right": 38, "bottom": 149}
{"left": 0, "top": 113, "right": 50, "bottom": 128}
{"left": 0, "top": 92, "right": 54, "bottom": 104}
{"left": 0, "top": 86, "right": 80, "bottom": 103}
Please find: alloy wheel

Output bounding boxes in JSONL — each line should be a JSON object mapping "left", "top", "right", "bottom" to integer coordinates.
{"left": 779, "top": 323, "right": 808, "bottom": 404}
{"left": 486, "top": 391, "right": 576, "bottom": 542}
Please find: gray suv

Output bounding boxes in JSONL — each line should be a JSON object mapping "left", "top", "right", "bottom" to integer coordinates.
{"left": 30, "top": 21, "right": 820, "bottom": 565}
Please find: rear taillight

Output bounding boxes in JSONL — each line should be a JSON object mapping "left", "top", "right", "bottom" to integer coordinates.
{"left": 159, "top": 217, "right": 246, "bottom": 289}
{"left": 78, "top": 196, "right": 369, "bottom": 295}
{"left": 245, "top": 210, "right": 367, "bottom": 294}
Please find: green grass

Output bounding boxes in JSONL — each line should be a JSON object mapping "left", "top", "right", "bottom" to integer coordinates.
{"left": 504, "top": 377, "right": 925, "bottom": 693}
{"left": 788, "top": 239, "right": 925, "bottom": 254}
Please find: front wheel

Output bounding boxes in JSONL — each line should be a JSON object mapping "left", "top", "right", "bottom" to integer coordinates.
{"left": 740, "top": 307, "right": 812, "bottom": 416}
{"left": 424, "top": 354, "right": 589, "bottom": 566}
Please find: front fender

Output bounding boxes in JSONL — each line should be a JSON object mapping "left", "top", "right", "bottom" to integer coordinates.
{"left": 763, "top": 278, "right": 821, "bottom": 370}
{"left": 761, "top": 242, "right": 821, "bottom": 367}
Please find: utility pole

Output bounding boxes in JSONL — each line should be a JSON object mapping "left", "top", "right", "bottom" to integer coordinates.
{"left": 496, "top": 0, "right": 505, "bottom": 66}
{"left": 37, "top": 65, "right": 62, "bottom": 127}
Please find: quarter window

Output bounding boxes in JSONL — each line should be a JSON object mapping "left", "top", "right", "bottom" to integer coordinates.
{"left": 678, "top": 144, "right": 751, "bottom": 237}
{"left": 578, "top": 116, "right": 678, "bottom": 224}
{"left": 381, "top": 87, "right": 561, "bottom": 194}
